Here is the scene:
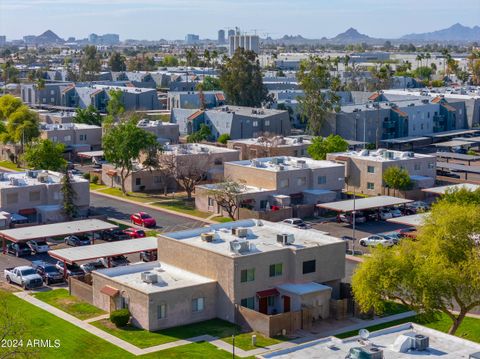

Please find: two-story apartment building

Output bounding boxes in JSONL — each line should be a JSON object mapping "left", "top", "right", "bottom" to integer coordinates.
{"left": 167, "top": 91, "right": 225, "bottom": 110}
{"left": 136, "top": 119, "right": 179, "bottom": 144}
{"left": 0, "top": 170, "right": 89, "bottom": 223}
{"left": 91, "top": 219, "right": 346, "bottom": 335}
{"left": 327, "top": 149, "right": 436, "bottom": 196}
{"left": 40, "top": 123, "right": 103, "bottom": 151}
{"left": 227, "top": 136, "right": 311, "bottom": 160}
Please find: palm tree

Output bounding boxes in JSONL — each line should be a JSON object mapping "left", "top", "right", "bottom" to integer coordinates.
{"left": 425, "top": 52, "right": 431, "bottom": 67}
{"left": 441, "top": 48, "right": 450, "bottom": 75}
{"left": 416, "top": 54, "right": 423, "bottom": 68}
{"left": 343, "top": 54, "right": 350, "bottom": 69}
{"left": 211, "top": 50, "right": 219, "bottom": 69}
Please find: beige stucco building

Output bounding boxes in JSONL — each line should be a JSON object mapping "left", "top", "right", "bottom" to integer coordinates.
{"left": 327, "top": 149, "right": 436, "bottom": 196}
{"left": 40, "top": 123, "right": 103, "bottom": 152}
{"left": 227, "top": 136, "right": 311, "bottom": 160}
{"left": 90, "top": 219, "right": 346, "bottom": 335}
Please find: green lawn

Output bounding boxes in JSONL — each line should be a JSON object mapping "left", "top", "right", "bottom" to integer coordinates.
{"left": 89, "top": 183, "right": 107, "bottom": 190}
{"left": 335, "top": 313, "right": 480, "bottom": 343}
{"left": 92, "top": 318, "right": 239, "bottom": 349}
{"left": 98, "top": 187, "right": 163, "bottom": 203}
{"left": 214, "top": 217, "right": 234, "bottom": 223}
{"left": 1, "top": 289, "right": 247, "bottom": 358}
{"left": 222, "top": 332, "right": 285, "bottom": 351}
{"left": 33, "top": 289, "right": 106, "bottom": 320}
{"left": 0, "top": 160, "right": 24, "bottom": 171}
{"left": 152, "top": 199, "right": 211, "bottom": 218}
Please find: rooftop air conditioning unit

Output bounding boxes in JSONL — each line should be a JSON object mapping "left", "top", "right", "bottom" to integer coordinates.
{"left": 407, "top": 151, "right": 415, "bottom": 158}
{"left": 27, "top": 170, "right": 36, "bottom": 178}
{"left": 9, "top": 178, "right": 19, "bottom": 186}
{"left": 297, "top": 137, "right": 303, "bottom": 143}
{"left": 229, "top": 239, "right": 249, "bottom": 254}
{"left": 277, "top": 233, "right": 295, "bottom": 245}
{"left": 272, "top": 158, "right": 284, "bottom": 165}
{"left": 201, "top": 232, "right": 214, "bottom": 242}
{"left": 141, "top": 271, "right": 158, "bottom": 284}
{"left": 349, "top": 345, "right": 383, "bottom": 359}
{"left": 296, "top": 159, "right": 306, "bottom": 168}
{"left": 414, "top": 334, "right": 429, "bottom": 351}
{"left": 232, "top": 227, "right": 248, "bottom": 238}
{"left": 384, "top": 151, "right": 394, "bottom": 159}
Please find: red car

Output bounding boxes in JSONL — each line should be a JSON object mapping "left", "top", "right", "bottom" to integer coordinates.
{"left": 123, "top": 228, "right": 146, "bottom": 239}
{"left": 130, "top": 212, "right": 156, "bottom": 228}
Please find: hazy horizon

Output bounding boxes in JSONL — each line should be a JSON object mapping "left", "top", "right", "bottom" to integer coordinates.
{"left": 0, "top": 0, "right": 479, "bottom": 41}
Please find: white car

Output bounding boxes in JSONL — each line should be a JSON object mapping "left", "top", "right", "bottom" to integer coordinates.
{"left": 27, "top": 240, "right": 50, "bottom": 254}
{"left": 379, "top": 209, "right": 393, "bottom": 220}
{"left": 359, "top": 235, "right": 394, "bottom": 247}
{"left": 389, "top": 208, "right": 402, "bottom": 218}
{"left": 282, "top": 218, "right": 311, "bottom": 229}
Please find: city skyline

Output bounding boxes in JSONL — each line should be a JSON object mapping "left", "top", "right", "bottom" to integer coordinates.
{"left": 0, "top": 0, "right": 479, "bottom": 41}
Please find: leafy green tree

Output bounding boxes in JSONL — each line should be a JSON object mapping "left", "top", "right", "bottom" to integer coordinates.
{"left": 441, "top": 187, "right": 480, "bottom": 205}
{"left": 108, "top": 52, "right": 126, "bottom": 72}
{"left": 22, "top": 139, "right": 66, "bottom": 170}
{"left": 187, "top": 124, "right": 211, "bottom": 143}
{"left": 414, "top": 66, "right": 433, "bottom": 81}
{"left": 297, "top": 56, "right": 341, "bottom": 134}
{"left": 307, "top": 134, "right": 348, "bottom": 160}
{"left": 0, "top": 94, "right": 23, "bottom": 120}
{"left": 382, "top": 166, "right": 412, "bottom": 196}
{"left": 0, "top": 105, "right": 40, "bottom": 150}
{"left": 196, "top": 76, "right": 222, "bottom": 91}
{"left": 104, "top": 89, "right": 125, "bottom": 124}
{"left": 219, "top": 48, "right": 267, "bottom": 107}
{"left": 217, "top": 133, "right": 231, "bottom": 144}
{"left": 79, "top": 45, "right": 101, "bottom": 81}
{"left": 61, "top": 168, "right": 78, "bottom": 220}
{"left": 162, "top": 55, "right": 179, "bottom": 67}
{"left": 352, "top": 201, "right": 480, "bottom": 335}
{"left": 74, "top": 105, "right": 102, "bottom": 126}
{"left": 102, "top": 117, "right": 158, "bottom": 194}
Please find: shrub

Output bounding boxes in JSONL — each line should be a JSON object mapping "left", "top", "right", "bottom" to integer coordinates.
{"left": 83, "top": 172, "right": 91, "bottom": 180}
{"left": 91, "top": 175, "right": 99, "bottom": 184}
{"left": 110, "top": 309, "right": 130, "bottom": 327}
{"left": 217, "top": 133, "right": 231, "bottom": 144}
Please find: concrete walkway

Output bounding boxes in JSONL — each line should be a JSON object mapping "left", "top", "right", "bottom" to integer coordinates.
{"left": 84, "top": 313, "right": 110, "bottom": 323}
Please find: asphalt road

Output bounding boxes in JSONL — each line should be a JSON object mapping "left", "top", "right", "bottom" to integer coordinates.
{"left": 89, "top": 192, "right": 208, "bottom": 233}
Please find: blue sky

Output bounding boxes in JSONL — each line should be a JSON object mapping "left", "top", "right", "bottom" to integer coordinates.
{"left": 0, "top": 0, "right": 479, "bottom": 40}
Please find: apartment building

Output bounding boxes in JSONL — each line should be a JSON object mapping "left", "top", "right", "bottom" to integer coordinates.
{"left": 171, "top": 105, "right": 291, "bottom": 140}
{"left": 92, "top": 219, "right": 346, "bottom": 335}
{"left": 167, "top": 91, "right": 225, "bottom": 110}
{"left": 327, "top": 149, "right": 436, "bottom": 196}
{"left": 227, "top": 136, "right": 311, "bottom": 160}
{"left": 0, "top": 170, "right": 89, "bottom": 223}
{"left": 137, "top": 119, "right": 179, "bottom": 144}
{"left": 196, "top": 156, "right": 345, "bottom": 219}
{"left": 229, "top": 34, "right": 260, "bottom": 56}
{"left": 40, "top": 123, "right": 102, "bottom": 151}
{"left": 101, "top": 143, "right": 240, "bottom": 192}
{"left": 37, "top": 111, "right": 76, "bottom": 124}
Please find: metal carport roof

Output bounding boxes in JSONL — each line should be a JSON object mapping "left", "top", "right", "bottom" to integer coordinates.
{"left": 436, "top": 152, "right": 480, "bottom": 161}
{"left": 48, "top": 237, "right": 158, "bottom": 264}
{"left": 0, "top": 219, "right": 117, "bottom": 243}
{"left": 316, "top": 196, "right": 413, "bottom": 213}
{"left": 387, "top": 213, "right": 429, "bottom": 227}
{"left": 422, "top": 183, "right": 480, "bottom": 195}
{"left": 436, "top": 162, "right": 480, "bottom": 174}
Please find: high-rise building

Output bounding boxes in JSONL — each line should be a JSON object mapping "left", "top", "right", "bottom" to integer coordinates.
{"left": 185, "top": 34, "right": 200, "bottom": 44}
{"left": 227, "top": 29, "right": 235, "bottom": 38}
{"left": 0, "top": 36, "right": 6, "bottom": 47}
{"left": 229, "top": 34, "right": 260, "bottom": 56}
{"left": 218, "top": 29, "right": 225, "bottom": 44}
{"left": 23, "top": 35, "right": 36, "bottom": 45}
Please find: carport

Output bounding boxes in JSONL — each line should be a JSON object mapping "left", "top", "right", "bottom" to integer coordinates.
{"left": 48, "top": 237, "right": 158, "bottom": 278}
{"left": 316, "top": 196, "right": 413, "bottom": 214}
{"left": 435, "top": 162, "right": 480, "bottom": 180}
{"left": 433, "top": 140, "right": 475, "bottom": 150}
{"left": 436, "top": 152, "right": 480, "bottom": 165}
{"left": 77, "top": 150, "right": 104, "bottom": 165}
{"left": 387, "top": 213, "right": 429, "bottom": 227}
{"left": 0, "top": 219, "right": 118, "bottom": 254}
{"left": 422, "top": 183, "right": 480, "bottom": 196}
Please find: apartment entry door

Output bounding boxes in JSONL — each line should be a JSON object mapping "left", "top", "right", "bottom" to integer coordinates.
{"left": 283, "top": 295, "right": 291, "bottom": 312}
{"left": 259, "top": 297, "right": 268, "bottom": 314}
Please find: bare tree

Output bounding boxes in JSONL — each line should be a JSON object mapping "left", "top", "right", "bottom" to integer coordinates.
{"left": 155, "top": 154, "right": 177, "bottom": 196}
{"left": 175, "top": 155, "right": 209, "bottom": 200}
{"left": 207, "top": 180, "right": 246, "bottom": 219}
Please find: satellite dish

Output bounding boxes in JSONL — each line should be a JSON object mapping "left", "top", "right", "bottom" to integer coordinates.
{"left": 359, "top": 329, "right": 370, "bottom": 340}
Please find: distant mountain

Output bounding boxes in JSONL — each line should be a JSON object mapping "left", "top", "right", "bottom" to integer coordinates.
{"left": 35, "top": 30, "right": 64, "bottom": 44}
{"left": 401, "top": 23, "right": 480, "bottom": 42}
{"left": 329, "top": 27, "right": 373, "bottom": 44}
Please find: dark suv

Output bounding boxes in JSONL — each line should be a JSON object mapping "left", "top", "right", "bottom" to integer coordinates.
{"left": 7, "top": 243, "right": 32, "bottom": 257}
{"left": 32, "top": 261, "right": 64, "bottom": 285}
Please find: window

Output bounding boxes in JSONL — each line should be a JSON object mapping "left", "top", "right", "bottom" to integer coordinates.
{"left": 64, "top": 135, "right": 71, "bottom": 141}
{"left": 420, "top": 124, "right": 424, "bottom": 130}
{"left": 279, "top": 179, "right": 289, "bottom": 188}
{"left": 135, "top": 178, "right": 141, "bottom": 186}
{"left": 428, "top": 162, "right": 435, "bottom": 169}
{"left": 50, "top": 97, "right": 55, "bottom": 103}
{"left": 214, "top": 158, "right": 222, "bottom": 165}
{"left": 52, "top": 136, "right": 58, "bottom": 142}
{"left": 50, "top": 90, "right": 55, "bottom": 95}
{"left": 253, "top": 121, "right": 258, "bottom": 127}
{"left": 414, "top": 163, "right": 421, "bottom": 171}
{"left": 6, "top": 193, "right": 18, "bottom": 204}
{"left": 367, "top": 166, "right": 375, "bottom": 173}
{"left": 154, "top": 176, "right": 161, "bottom": 183}
{"left": 157, "top": 304, "right": 166, "bottom": 319}
{"left": 267, "top": 296, "right": 275, "bottom": 307}
{"left": 241, "top": 297, "right": 255, "bottom": 309}
{"left": 79, "top": 134, "right": 87, "bottom": 141}
{"left": 240, "top": 268, "right": 255, "bottom": 283}
{"left": 265, "top": 120, "right": 270, "bottom": 126}
{"left": 317, "top": 176, "right": 326, "bottom": 185}
{"left": 269, "top": 263, "right": 283, "bottom": 277}
{"left": 302, "top": 260, "right": 316, "bottom": 274}
{"left": 367, "top": 182, "right": 375, "bottom": 190}
{"left": 297, "top": 177, "right": 306, "bottom": 186}
{"left": 208, "top": 197, "right": 215, "bottom": 206}
{"left": 192, "top": 297, "right": 205, "bottom": 312}
{"left": 29, "top": 191, "right": 40, "bottom": 202}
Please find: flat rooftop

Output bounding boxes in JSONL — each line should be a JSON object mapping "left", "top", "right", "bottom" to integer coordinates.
{"left": 137, "top": 119, "right": 178, "bottom": 128}
{"left": 228, "top": 136, "right": 311, "bottom": 147}
{"left": 163, "top": 143, "right": 239, "bottom": 155}
{"left": 209, "top": 105, "right": 285, "bottom": 117}
{"left": 161, "top": 219, "right": 344, "bottom": 257}
{"left": 260, "top": 322, "right": 480, "bottom": 359}
{"left": 422, "top": 183, "right": 480, "bottom": 195}
{"left": 227, "top": 156, "right": 343, "bottom": 172}
{"left": 95, "top": 261, "right": 215, "bottom": 294}
{"left": 387, "top": 213, "right": 429, "bottom": 227}
{"left": 330, "top": 149, "right": 434, "bottom": 162}
{"left": 0, "top": 170, "right": 87, "bottom": 189}
{"left": 40, "top": 123, "right": 101, "bottom": 131}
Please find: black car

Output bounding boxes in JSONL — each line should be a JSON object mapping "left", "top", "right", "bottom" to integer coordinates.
{"left": 101, "top": 229, "right": 130, "bottom": 241}
{"left": 32, "top": 261, "right": 64, "bottom": 285}
{"left": 7, "top": 243, "right": 32, "bottom": 257}
{"left": 55, "top": 261, "right": 85, "bottom": 278}
{"left": 140, "top": 250, "right": 158, "bottom": 262}
{"left": 64, "top": 235, "right": 91, "bottom": 246}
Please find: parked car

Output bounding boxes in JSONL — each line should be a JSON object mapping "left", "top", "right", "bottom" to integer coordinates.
{"left": 389, "top": 208, "right": 402, "bottom": 218}
{"left": 381, "top": 232, "right": 403, "bottom": 245}
{"left": 99, "top": 255, "right": 130, "bottom": 268}
{"left": 282, "top": 218, "right": 311, "bottom": 229}
{"left": 437, "top": 169, "right": 461, "bottom": 179}
{"left": 406, "top": 201, "right": 429, "bottom": 213}
{"left": 7, "top": 243, "right": 32, "bottom": 257}
{"left": 379, "top": 209, "right": 393, "bottom": 220}
{"left": 130, "top": 212, "right": 156, "bottom": 228}
{"left": 55, "top": 261, "right": 85, "bottom": 278}
{"left": 80, "top": 260, "right": 106, "bottom": 274}
{"left": 4, "top": 266, "right": 43, "bottom": 289}
{"left": 100, "top": 228, "right": 130, "bottom": 241}
{"left": 123, "top": 228, "right": 146, "bottom": 238}
{"left": 140, "top": 250, "right": 158, "bottom": 262}
{"left": 339, "top": 211, "right": 366, "bottom": 224}
{"left": 32, "top": 261, "right": 64, "bottom": 285}
{"left": 359, "top": 235, "right": 394, "bottom": 247}
{"left": 27, "top": 240, "right": 50, "bottom": 254}
{"left": 64, "top": 235, "right": 91, "bottom": 246}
